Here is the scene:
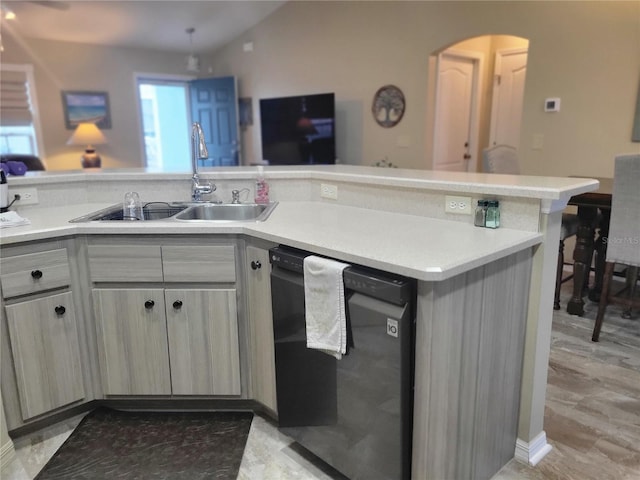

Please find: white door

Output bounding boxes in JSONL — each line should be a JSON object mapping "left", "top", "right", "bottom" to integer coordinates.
{"left": 432, "top": 51, "right": 481, "bottom": 172}
{"left": 489, "top": 48, "right": 528, "bottom": 149}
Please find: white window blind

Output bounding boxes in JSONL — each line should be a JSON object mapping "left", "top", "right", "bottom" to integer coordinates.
{"left": 1, "top": 69, "right": 32, "bottom": 126}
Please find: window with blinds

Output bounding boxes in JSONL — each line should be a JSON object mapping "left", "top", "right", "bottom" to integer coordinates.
{"left": 0, "top": 65, "right": 41, "bottom": 156}
{"left": 1, "top": 70, "right": 32, "bottom": 125}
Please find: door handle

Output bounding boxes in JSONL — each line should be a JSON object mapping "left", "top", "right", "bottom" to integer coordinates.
{"left": 463, "top": 154, "right": 471, "bottom": 159}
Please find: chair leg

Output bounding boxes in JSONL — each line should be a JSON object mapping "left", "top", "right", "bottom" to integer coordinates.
{"left": 554, "top": 239, "right": 565, "bottom": 310}
{"left": 621, "top": 266, "right": 638, "bottom": 319}
{"left": 592, "top": 261, "right": 615, "bottom": 342}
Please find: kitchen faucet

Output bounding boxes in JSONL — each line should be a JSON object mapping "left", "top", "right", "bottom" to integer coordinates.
{"left": 191, "top": 122, "right": 215, "bottom": 201}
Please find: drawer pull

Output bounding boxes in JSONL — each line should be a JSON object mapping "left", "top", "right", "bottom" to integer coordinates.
{"left": 172, "top": 300, "right": 183, "bottom": 310}
{"left": 31, "top": 270, "right": 43, "bottom": 279}
{"left": 144, "top": 300, "right": 155, "bottom": 310}
{"left": 251, "top": 260, "right": 262, "bottom": 270}
{"left": 54, "top": 305, "right": 66, "bottom": 316}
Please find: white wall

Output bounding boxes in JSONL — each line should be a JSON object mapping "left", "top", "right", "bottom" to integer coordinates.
{"left": 208, "top": 1, "right": 639, "bottom": 176}
{"left": 3, "top": 1, "right": 638, "bottom": 176}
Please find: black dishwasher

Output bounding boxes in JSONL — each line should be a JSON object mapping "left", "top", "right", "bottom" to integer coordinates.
{"left": 270, "top": 246, "right": 416, "bottom": 480}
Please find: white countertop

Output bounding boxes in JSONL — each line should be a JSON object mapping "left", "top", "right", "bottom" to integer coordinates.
{"left": 0, "top": 201, "right": 542, "bottom": 281}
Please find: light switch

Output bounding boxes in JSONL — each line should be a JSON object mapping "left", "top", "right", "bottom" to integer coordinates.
{"left": 532, "top": 134, "right": 544, "bottom": 150}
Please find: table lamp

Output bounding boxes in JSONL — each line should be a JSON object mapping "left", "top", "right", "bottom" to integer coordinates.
{"left": 67, "top": 123, "right": 107, "bottom": 168}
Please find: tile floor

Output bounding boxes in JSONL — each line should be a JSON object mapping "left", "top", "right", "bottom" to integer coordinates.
{"left": 2, "top": 282, "right": 639, "bottom": 480}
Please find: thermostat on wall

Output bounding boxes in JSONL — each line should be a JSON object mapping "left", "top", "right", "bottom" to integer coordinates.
{"left": 544, "top": 98, "right": 561, "bottom": 112}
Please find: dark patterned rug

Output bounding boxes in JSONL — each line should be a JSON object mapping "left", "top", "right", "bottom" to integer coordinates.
{"left": 35, "top": 407, "right": 253, "bottom": 480}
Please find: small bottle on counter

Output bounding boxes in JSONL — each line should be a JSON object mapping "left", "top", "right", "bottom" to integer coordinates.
{"left": 485, "top": 200, "right": 500, "bottom": 228}
{"left": 0, "top": 169, "right": 8, "bottom": 212}
{"left": 254, "top": 166, "right": 270, "bottom": 204}
{"left": 474, "top": 200, "right": 487, "bottom": 227}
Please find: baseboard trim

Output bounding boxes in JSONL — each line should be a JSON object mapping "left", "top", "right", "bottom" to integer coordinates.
{"left": 0, "top": 439, "right": 16, "bottom": 470}
{"left": 514, "top": 431, "right": 552, "bottom": 466}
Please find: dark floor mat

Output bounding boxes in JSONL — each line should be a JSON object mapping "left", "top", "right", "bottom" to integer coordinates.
{"left": 35, "top": 407, "right": 253, "bottom": 480}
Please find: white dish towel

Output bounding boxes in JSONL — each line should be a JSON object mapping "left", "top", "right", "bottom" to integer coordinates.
{"left": 0, "top": 211, "right": 30, "bottom": 228}
{"left": 303, "top": 255, "right": 350, "bottom": 359}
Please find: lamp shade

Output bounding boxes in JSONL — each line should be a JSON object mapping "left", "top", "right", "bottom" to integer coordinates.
{"left": 67, "top": 122, "right": 107, "bottom": 146}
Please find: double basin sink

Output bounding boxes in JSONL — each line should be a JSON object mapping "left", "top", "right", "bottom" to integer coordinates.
{"left": 70, "top": 201, "right": 278, "bottom": 223}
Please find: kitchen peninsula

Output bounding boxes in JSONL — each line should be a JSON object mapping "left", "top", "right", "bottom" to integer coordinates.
{"left": 0, "top": 166, "right": 597, "bottom": 479}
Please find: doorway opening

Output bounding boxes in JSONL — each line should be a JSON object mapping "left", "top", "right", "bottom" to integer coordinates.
{"left": 427, "top": 35, "right": 530, "bottom": 172}
{"left": 137, "top": 77, "right": 191, "bottom": 171}
{"left": 135, "top": 74, "right": 241, "bottom": 171}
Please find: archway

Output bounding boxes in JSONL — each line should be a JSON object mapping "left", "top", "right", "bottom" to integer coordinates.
{"left": 426, "top": 35, "right": 530, "bottom": 172}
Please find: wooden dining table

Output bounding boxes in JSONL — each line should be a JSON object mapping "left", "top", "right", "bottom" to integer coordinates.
{"left": 566, "top": 177, "right": 613, "bottom": 316}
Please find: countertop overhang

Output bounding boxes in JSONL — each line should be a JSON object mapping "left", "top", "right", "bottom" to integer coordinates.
{"left": 6, "top": 165, "right": 599, "bottom": 201}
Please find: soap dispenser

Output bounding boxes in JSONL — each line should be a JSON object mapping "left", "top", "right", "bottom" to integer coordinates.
{"left": 254, "top": 166, "right": 270, "bottom": 204}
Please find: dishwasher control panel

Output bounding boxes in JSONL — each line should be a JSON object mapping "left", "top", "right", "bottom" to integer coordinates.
{"left": 270, "top": 245, "right": 415, "bottom": 306}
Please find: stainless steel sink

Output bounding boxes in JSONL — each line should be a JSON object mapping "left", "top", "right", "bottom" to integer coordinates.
{"left": 70, "top": 201, "right": 277, "bottom": 223}
{"left": 70, "top": 202, "right": 190, "bottom": 222}
{"left": 174, "top": 202, "right": 277, "bottom": 222}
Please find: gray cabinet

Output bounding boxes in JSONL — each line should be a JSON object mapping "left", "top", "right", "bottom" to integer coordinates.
{"left": 93, "top": 288, "right": 171, "bottom": 395}
{"left": 5, "top": 292, "right": 84, "bottom": 420}
{"left": 0, "top": 244, "right": 86, "bottom": 425}
{"left": 166, "top": 288, "right": 240, "bottom": 395}
{"left": 88, "top": 238, "right": 240, "bottom": 397}
{"left": 245, "top": 245, "right": 277, "bottom": 412}
{"left": 94, "top": 287, "right": 240, "bottom": 396}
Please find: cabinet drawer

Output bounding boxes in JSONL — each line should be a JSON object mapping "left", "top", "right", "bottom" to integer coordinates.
{"left": 88, "top": 245, "right": 163, "bottom": 282}
{"left": 1, "top": 249, "right": 70, "bottom": 298}
{"left": 162, "top": 245, "right": 236, "bottom": 283}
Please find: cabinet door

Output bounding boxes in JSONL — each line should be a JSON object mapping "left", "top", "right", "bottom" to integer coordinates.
{"left": 93, "top": 289, "right": 171, "bottom": 395}
{"left": 5, "top": 292, "right": 85, "bottom": 420}
{"left": 246, "top": 246, "right": 277, "bottom": 412}
{"left": 166, "top": 289, "right": 240, "bottom": 395}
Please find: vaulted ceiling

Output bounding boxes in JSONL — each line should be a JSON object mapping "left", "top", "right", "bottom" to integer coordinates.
{"left": 2, "top": 1, "right": 286, "bottom": 53}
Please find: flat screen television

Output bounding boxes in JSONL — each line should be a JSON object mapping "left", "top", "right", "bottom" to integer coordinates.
{"left": 259, "top": 93, "right": 335, "bottom": 165}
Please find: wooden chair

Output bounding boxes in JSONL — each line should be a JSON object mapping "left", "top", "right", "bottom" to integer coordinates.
{"left": 592, "top": 154, "right": 640, "bottom": 342}
{"left": 482, "top": 145, "right": 579, "bottom": 309}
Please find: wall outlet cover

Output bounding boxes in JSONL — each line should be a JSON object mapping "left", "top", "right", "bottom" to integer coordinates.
{"left": 320, "top": 183, "right": 338, "bottom": 200}
{"left": 445, "top": 195, "right": 472, "bottom": 215}
{"left": 12, "top": 187, "right": 39, "bottom": 205}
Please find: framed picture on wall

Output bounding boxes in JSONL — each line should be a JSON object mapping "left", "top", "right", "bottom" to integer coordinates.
{"left": 61, "top": 91, "right": 112, "bottom": 129}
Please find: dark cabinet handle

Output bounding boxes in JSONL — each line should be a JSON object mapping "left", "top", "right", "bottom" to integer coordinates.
{"left": 31, "top": 270, "right": 43, "bottom": 279}
{"left": 172, "top": 300, "right": 183, "bottom": 309}
{"left": 54, "top": 305, "right": 66, "bottom": 316}
{"left": 251, "top": 260, "right": 262, "bottom": 270}
{"left": 144, "top": 300, "right": 155, "bottom": 310}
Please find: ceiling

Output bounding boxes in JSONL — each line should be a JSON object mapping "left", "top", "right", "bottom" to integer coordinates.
{"left": 2, "top": 0, "right": 287, "bottom": 53}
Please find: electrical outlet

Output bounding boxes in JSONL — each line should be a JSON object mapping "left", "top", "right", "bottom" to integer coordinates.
{"left": 444, "top": 195, "right": 472, "bottom": 215}
{"left": 12, "top": 187, "right": 39, "bottom": 206}
{"left": 320, "top": 183, "right": 338, "bottom": 200}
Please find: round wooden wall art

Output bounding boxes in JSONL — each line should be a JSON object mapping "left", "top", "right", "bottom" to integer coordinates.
{"left": 372, "top": 85, "right": 405, "bottom": 128}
